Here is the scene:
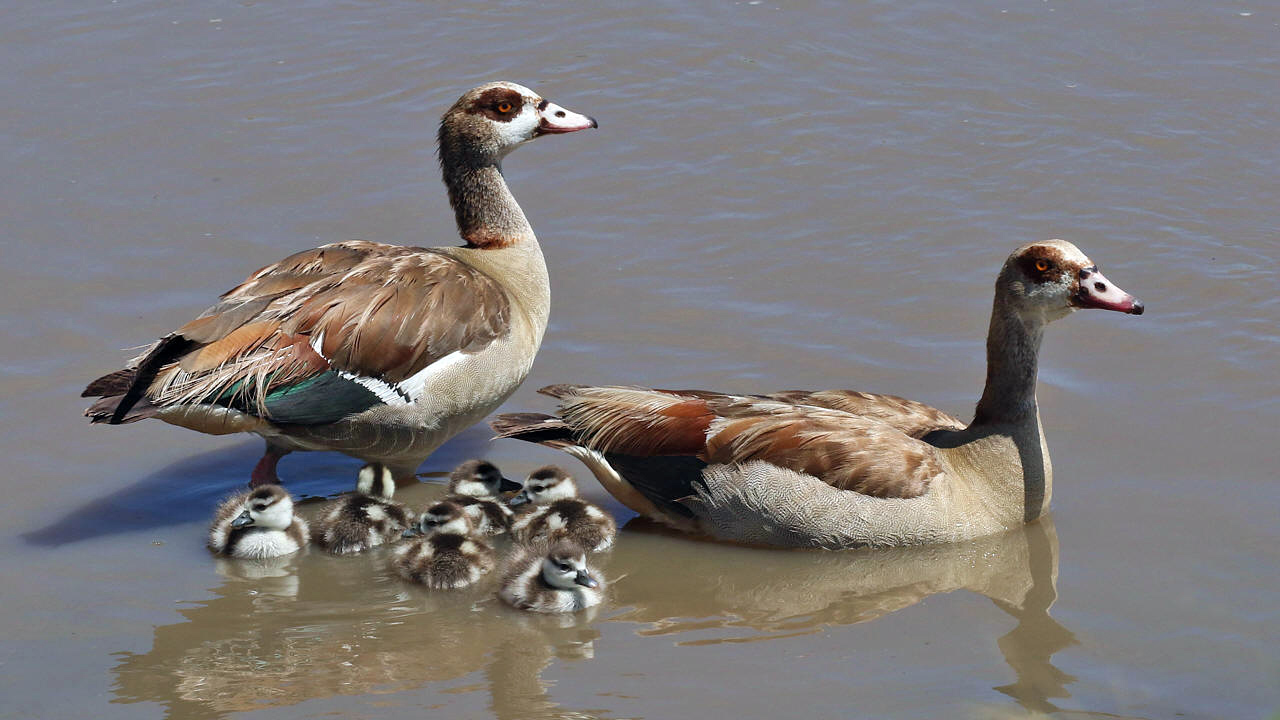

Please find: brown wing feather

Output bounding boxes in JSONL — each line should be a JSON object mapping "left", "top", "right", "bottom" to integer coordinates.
{"left": 761, "top": 389, "right": 965, "bottom": 437}
{"left": 91, "top": 241, "right": 510, "bottom": 419}
{"left": 546, "top": 385, "right": 948, "bottom": 499}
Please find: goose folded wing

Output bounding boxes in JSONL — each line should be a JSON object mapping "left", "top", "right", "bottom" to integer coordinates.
{"left": 760, "top": 389, "right": 965, "bottom": 438}
{"left": 544, "top": 385, "right": 944, "bottom": 499}
{"left": 138, "top": 242, "right": 511, "bottom": 425}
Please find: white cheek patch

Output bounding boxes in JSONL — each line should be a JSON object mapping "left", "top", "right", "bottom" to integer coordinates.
{"left": 494, "top": 106, "right": 539, "bottom": 148}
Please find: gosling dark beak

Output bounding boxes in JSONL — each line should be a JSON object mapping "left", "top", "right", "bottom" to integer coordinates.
{"left": 508, "top": 491, "right": 530, "bottom": 507}
{"left": 230, "top": 510, "right": 254, "bottom": 528}
{"left": 573, "top": 570, "right": 599, "bottom": 589}
{"left": 499, "top": 476, "right": 523, "bottom": 493}
{"left": 402, "top": 526, "right": 422, "bottom": 539}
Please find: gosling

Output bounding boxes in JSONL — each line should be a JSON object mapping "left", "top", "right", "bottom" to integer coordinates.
{"left": 208, "top": 485, "right": 309, "bottom": 559}
{"left": 312, "top": 464, "right": 415, "bottom": 555}
{"left": 392, "top": 499, "right": 495, "bottom": 589}
{"left": 443, "top": 459, "right": 522, "bottom": 536}
{"left": 498, "top": 540, "right": 605, "bottom": 613}
{"left": 509, "top": 466, "right": 617, "bottom": 552}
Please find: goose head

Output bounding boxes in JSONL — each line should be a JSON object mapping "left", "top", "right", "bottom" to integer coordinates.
{"left": 355, "top": 463, "right": 395, "bottom": 500}
{"left": 438, "top": 81, "right": 597, "bottom": 166}
{"left": 509, "top": 465, "right": 579, "bottom": 507}
{"left": 230, "top": 486, "right": 295, "bottom": 531}
{"left": 449, "top": 459, "right": 521, "bottom": 498}
{"left": 540, "top": 540, "right": 600, "bottom": 590}
{"left": 405, "top": 499, "right": 473, "bottom": 538}
{"left": 996, "top": 239, "right": 1144, "bottom": 325}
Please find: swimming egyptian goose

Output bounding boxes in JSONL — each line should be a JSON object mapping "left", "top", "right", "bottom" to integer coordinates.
{"left": 209, "top": 485, "right": 309, "bottom": 559}
{"left": 492, "top": 240, "right": 1144, "bottom": 548}
{"left": 509, "top": 466, "right": 617, "bottom": 552}
{"left": 311, "top": 463, "right": 415, "bottom": 554}
{"left": 82, "top": 82, "right": 597, "bottom": 486}
{"left": 393, "top": 499, "right": 496, "bottom": 589}
{"left": 441, "top": 459, "right": 523, "bottom": 536}
{"left": 498, "top": 539, "right": 604, "bottom": 613}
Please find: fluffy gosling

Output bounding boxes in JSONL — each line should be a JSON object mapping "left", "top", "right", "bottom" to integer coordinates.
{"left": 312, "top": 464, "right": 415, "bottom": 555}
{"left": 208, "top": 485, "right": 308, "bottom": 559}
{"left": 510, "top": 466, "right": 617, "bottom": 552}
{"left": 392, "top": 499, "right": 495, "bottom": 589}
{"left": 444, "top": 459, "right": 522, "bottom": 536}
{"left": 498, "top": 540, "right": 605, "bottom": 613}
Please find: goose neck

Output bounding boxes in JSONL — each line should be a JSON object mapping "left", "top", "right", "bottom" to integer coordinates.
{"left": 973, "top": 299, "right": 1044, "bottom": 427}
{"left": 440, "top": 152, "right": 534, "bottom": 249}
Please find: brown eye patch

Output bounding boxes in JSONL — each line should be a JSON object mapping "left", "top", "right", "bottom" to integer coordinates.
{"left": 470, "top": 87, "right": 524, "bottom": 122}
{"left": 1017, "top": 248, "right": 1066, "bottom": 282}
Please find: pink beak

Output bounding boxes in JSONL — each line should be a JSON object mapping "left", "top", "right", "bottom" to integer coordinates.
{"left": 1074, "top": 267, "right": 1145, "bottom": 315}
{"left": 535, "top": 100, "right": 598, "bottom": 135}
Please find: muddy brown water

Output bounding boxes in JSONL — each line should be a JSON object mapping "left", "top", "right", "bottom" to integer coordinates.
{"left": 2, "top": 2, "right": 1277, "bottom": 718}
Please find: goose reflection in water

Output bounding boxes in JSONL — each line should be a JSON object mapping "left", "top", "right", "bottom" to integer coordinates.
{"left": 110, "top": 517, "right": 1074, "bottom": 718}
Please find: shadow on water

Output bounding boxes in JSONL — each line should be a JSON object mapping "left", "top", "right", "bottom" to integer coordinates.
{"left": 21, "top": 427, "right": 493, "bottom": 547}
{"left": 108, "top": 516, "right": 1082, "bottom": 719}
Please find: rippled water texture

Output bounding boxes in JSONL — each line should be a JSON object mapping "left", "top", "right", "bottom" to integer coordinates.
{"left": 2, "top": 1, "right": 1277, "bottom": 718}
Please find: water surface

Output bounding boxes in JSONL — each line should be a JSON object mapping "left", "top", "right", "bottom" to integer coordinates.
{"left": 2, "top": 1, "right": 1277, "bottom": 718}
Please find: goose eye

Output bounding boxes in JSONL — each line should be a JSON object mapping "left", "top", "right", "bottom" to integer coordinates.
{"left": 1035, "top": 259, "right": 1051, "bottom": 272}
{"left": 497, "top": 101, "right": 514, "bottom": 113}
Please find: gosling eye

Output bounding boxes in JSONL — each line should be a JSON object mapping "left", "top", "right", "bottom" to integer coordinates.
{"left": 555, "top": 561, "right": 571, "bottom": 572}
{"left": 252, "top": 504, "right": 267, "bottom": 512}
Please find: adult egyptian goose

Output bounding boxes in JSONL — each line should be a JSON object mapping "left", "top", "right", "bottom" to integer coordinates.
{"left": 492, "top": 240, "right": 1144, "bottom": 548}
{"left": 82, "top": 82, "right": 597, "bottom": 486}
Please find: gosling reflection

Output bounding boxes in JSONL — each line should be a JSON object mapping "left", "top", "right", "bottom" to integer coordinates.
{"left": 610, "top": 516, "right": 1076, "bottom": 710}
{"left": 111, "top": 548, "right": 612, "bottom": 720}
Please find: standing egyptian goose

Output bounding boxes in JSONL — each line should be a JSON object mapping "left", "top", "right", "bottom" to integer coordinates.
{"left": 508, "top": 466, "right": 617, "bottom": 552}
{"left": 82, "top": 82, "right": 597, "bottom": 486}
{"left": 492, "top": 240, "right": 1145, "bottom": 548}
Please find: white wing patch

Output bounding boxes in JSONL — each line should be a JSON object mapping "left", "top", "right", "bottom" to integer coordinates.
{"left": 395, "top": 350, "right": 469, "bottom": 402}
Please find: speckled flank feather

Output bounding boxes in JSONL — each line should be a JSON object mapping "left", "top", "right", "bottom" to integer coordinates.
{"left": 392, "top": 533, "right": 495, "bottom": 590}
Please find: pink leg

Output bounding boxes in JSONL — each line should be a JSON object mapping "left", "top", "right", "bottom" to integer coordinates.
{"left": 249, "top": 445, "right": 291, "bottom": 487}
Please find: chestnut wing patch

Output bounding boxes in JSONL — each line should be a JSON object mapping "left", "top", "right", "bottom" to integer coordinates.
{"left": 761, "top": 389, "right": 965, "bottom": 438}
{"left": 545, "top": 385, "right": 944, "bottom": 499}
